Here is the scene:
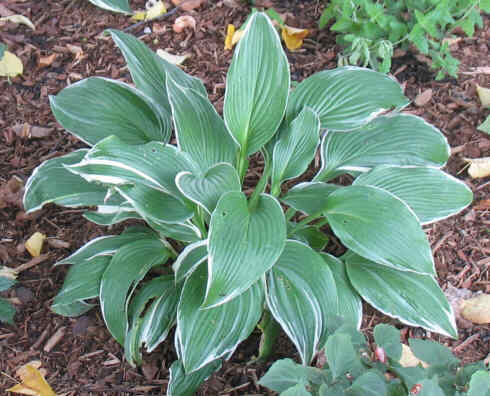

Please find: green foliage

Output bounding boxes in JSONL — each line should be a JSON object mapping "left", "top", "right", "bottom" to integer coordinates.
{"left": 0, "top": 272, "right": 16, "bottom": 325}
{"left": 0, "top": 43, "right": 6, "bottom": 60}
{"left": 260, "top": 324, "right": 490, "bottom": 396}
{"left": 319, "top": 0, "right": 488, "bottom": 79}
{"left": 87, "top": 0, "right": 132, "bottom": 14}
{"left": 24, "top": 13, "right": 473, "bottom": 394}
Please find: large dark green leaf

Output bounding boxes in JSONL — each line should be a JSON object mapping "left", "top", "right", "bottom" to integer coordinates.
{"left": 281, "top": 182, "right": 339, "bottom": 215}
{"left": 88, "top": 0, "right": 132, "bottom": 14}
{"left": 167, "top": 359, "right": 221, "bottom": 396}
{"left": 315, "top": 114, "right": 450, "bottom": 181}
{"left": 176, "top": 264, "right": 264, "bottom": 373}
{"left": 286, "top": 67, "right": 409, "bottom": 131}
{"left": 205, "top": 191, "right": 286, "bottom": 308}
{"left": 167, "top": 77, "right": 237, "bottom": 170}
{"left": 23, "top": 150, "right": 108, "bottom": 213}
{"left": 325, "top": 185, "right": 435, "bottom": 275}
{"left": 267, "top": 240, "right": 337, "bottom": 364}
{"left": 50, "top": 77, "right": 166, "bottom": 145}
{"left": 172, "top": 240, "right": 208, "bottom": 283}
{"left": 224, "top": 12, "right": 290, "bottom": 155}
{"left": 271, "top": 107, "right": 320, "bottom": 195}
{"left": 345, "top": 253, "right": 457, "bottom": 338}
{"left": 100, "top": 239, "right": 169, "bottom": 344}
{"left": 354, "top": 166, "right": 473, "bottom": 224}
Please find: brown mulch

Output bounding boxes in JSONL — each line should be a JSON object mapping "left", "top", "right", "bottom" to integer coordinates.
{"left": 0, "top": 0, "right": 489, "bottom": 394}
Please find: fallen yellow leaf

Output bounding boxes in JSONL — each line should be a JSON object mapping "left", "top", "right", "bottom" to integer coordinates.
{"left": 399, "top": 344, "right": 429, "bottom": 368}
{"left": 225, "top": 24, "right": 235, "bottom": 50}
{"left": 476, "top": 84, "right": 490, "bottom": 108}
{"left": 7, "top": 362, "right": 56, "bottom": 396}
{"left": 461, "top": 294, "right": 490, "bottom": 324}
{"left": 0, "top": 14, "right": 35, "bottom": 30}
{"left": 281, "top": 25, "right": 309, "bottom": 51}
{"left": 0, "top": 50, "right": 23, "bottom": 77}
{"left": 25, "top": 232, "right": 46, "bottom": 257}
{"left": 131, "top": 0, "right": 166, "bottom": 21}
{"left": 465, "top": 157, "right": 490, "bottom": 178}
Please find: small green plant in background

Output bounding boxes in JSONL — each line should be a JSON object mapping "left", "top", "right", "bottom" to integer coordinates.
{"left": 260, "top": 323, "right": 490, "bottom": 395}
{"left": 24, "top": 12, "right": 473, "bottom": 394}
{"left": 0, "top": 268, "right": 17, "bottom": 325}
{"left": 319, "top": 0, "right": 490, "bottom": 79}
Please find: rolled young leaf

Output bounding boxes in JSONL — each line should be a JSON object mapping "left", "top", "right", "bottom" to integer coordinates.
{"left": 266, "top": 240, "right": 338, "bottom": 364}
{"left": 50, "top": 77, "right": 166, "bottom": 146}
{"left": 353, "top": 166, "right": 473, "bottom": 224}
{"left": 176, "top": 264, "right": 264, "bottom": 373}
{"left": 205, "top": 191, "right": 286, "bottom": 308}
{"left": 345, "top": 253, "right": 457, "bottom": 338}
{"left": 286, "top": 66, "right": 409, "bottom": 131}
{"left": 324, "top": 185, "right": 435, "bottom": 275}
{"left": 23, "top": 150, "right": 108, "bottom": 213}
{"left": 224, "top": 12, "right": 290, "bottom": 155}
{"left": 315, "top": 113, "right": 450, "bottom": 181}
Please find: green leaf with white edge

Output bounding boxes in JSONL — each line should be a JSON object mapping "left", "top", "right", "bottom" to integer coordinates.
{"left": 167, "top": 77, "right": 237, "bottom": 170}
{"left": 315, "top": 114, "right": 450, "bottom": 181}
{"left": 116, "top": 184, "right": 193, "bottom": 224}
{"left": 0, "top": 298, "right": 15, "bottom": 324}
{"left": 408, "top": 338, "right": 459, "bottom": 367}
{"left": 67, "top": 136, "right": 197, "bottom": 199}
{"left": 172, "top": 240, "right": 208, "bottom": 283}
{"left": 205, "top": 191, "right": 286, "bottom": 308}
{"left": 348, "top": 371, "right": 387, "bottom": 396}
{"left": 325, "top": 332, "right": 362, "bottom": 380}
{"left": 271, "top": 107, "right": 320, "bottom": 195}
{"left": 286, "top": 66, "right": 409, "bottom": 131}
{"left": 290, "top": 225, "right": 329, "bottom": 251}
{"left": 224, "top": 12, "right": 290, "bottom": 155}
{"left": 345, "top": 253, "right": 457, "bottom": 338}
{"left": 51, "top": 256, "right": 110, "bottom": 316}
{"left": 176, "top": 264, "right": 264, "bottom": 373}
{"left": 50, "top": 77, "right": 166, "bottom": 146}
{"left": 373, "top": 324, "right": 402, "bottom": 361}
{"left": 100, "top": 239, "right": 169, "bottom": 344}
{"left": 320, "top": 253, "right": 362, "bottom": 330}
{"left": 88, "top": 0, "right": 132, "bottom": 14}
{"left": 83, "top": 204, "right": 141, "bottom": 226}
{"left": 146, "top": 218, "right": 202, "bottom": 243}
{"left": 259, "top": 359, "right": 309, "bottom": 393}
{"left": 267, "top": 240, "right": 338, "bottom": 364}
{"left": 354, "top": 166, "right": 473, "bottom": 224}
{"left": 468, "top": 370, "right": 490, "bottom": 396}
{"left": 167, "top": 359, "right": 222, "bottom": 396}
{"left": 281, "top": 384, "right": 312, "bottom": 396}
{"left": 325, "top": 185, "right": 435, "bottom": 275}
{"left": 417, "top": 379, "right": 445, "bottom": 396}
{"left": 23, "top": 150, "right": 108, "bottom": 213}
{"left": 56, "top": 229, "right": 157, "bottom": 266}
{"left": 176, "top": 163, "right": 241, "bottom": 215}
{"left": 281, "top": 182, "right": 340, "bottom": 215}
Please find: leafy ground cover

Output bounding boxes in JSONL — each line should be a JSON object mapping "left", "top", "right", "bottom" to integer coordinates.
{"left": 0, "top": 0, "right": 489, "bottom": 394}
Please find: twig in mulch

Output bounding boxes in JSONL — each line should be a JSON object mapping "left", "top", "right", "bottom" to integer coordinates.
{"left": 43, "top": 326, "right": 66, "bottom": 352}
{"left": 15, "top": 253, "right": 50, "bottom": 274}
{"left": 432, "top": 231, "right": 453, "bottom": 254}
{"left": 453, "top": 333, "right": 480, "bottom": 354}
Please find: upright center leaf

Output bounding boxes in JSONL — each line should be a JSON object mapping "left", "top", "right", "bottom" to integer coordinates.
{"left": 204, "top": 191, "right": 286, "bottom": 308}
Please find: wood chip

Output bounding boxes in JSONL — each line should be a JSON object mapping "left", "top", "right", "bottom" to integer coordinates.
{"left": 414, "top": 88, "right": 433, "bottom": 107}
{"left": 44, "top": 326, "right": 66, "bottom": 352}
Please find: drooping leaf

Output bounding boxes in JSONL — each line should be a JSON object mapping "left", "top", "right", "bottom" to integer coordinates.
{"left": 100, "top": 239, "right": 169, "bottom": 344}
{"left": 325, "top": 185, "right": 435, "bottom": 275}
{"left": 315, "top": 114, "right": 450, "bottom": 181}
{"left": 271, "top": 107, "right": 320, "bottom": 195}
{"left": 167, "top": 359, "right": 222, "bottom": 396}
{"left": 408, "top": 338, "right": 459, "bottom": 367}
{"left": 50, "top": 77, "right": 166, "bottom": 145}
{"left": 176, "top": 264, "right": 264, "bottom": 373}
{"left": 172, "top": 240, "right": 208, "bottom": 283}
{"left": 23, "top": 150, "right": 108, "bottom": 213}
{"left": 224, "top": 12, "right": 290, "bottom": 155}
{"left": 348, "top": 371, "right": 387, "bottom": 396}
{"left": 266, "top": 240, "right": 337, "bottom": 364}
{"left": 373, "top": 324, "right": 402, "bottom": 361}
{"left": 281, "top": 182, "right": 340, "bottom": 215}
{"left": 345, "top": 253, "right": 457, "bottom": 338}
{"left": 205, "top": 191, "right": 286, "bottom": 308}
{"left": 286, "top": 67, "right": 409, "bottom": 131}
{"left": 167, "top": 77, "right": 237, "bottom": 170}
{"left": 88, "top": 0, "right": 132, "bottom": 14}
{"left": 176, "top": 163, "right": 241, "bottom": 215}
{"left": 354, "top": 166, "right": 472, "bottom": 224}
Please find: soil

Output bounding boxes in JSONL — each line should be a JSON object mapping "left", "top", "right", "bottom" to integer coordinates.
{"left": 0, "top": 0, "right": 489, "bottom": 395}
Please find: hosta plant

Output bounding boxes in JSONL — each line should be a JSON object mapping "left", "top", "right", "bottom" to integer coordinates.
{"left": 260, "top": 323, "right": 490, "bottom": 396}
{"left": 0, "top": 268, "right": 16, "bottom": 324}
{"left": 24, "top": 12, "right": 472, "bottom": 394}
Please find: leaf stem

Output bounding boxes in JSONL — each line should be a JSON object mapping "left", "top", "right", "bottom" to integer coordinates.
{"left": 248, "top": 163, "right": 271, "bottom": 210}
{"left": 288, "top": 213, "right": 321, "bottom": 236}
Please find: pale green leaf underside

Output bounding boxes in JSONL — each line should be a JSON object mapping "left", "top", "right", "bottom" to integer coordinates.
{"left": 325, "top": 185, "right": 435, "bottom": 275}
{"left": 267, "top": 240, "right": 337, "bottom": 365}
{"left": 224, "top": 12, "right": 290, "bottom": 155}
{"left": 176, "top": 163, "right": 241, "bottom": 215}
{"left": 50, "top": 77, "right": 165, "bottom": 146}
{"left": 177, "top": 264, "right": 264, "bottom": 373}
{"left": 205, "top": 191, "right": 286, "bottom": 308}
{"left": 172, "top": 240, "right": 208, "bottom": 284}
{"left": 88, "top": 0, "right": 132, "bottom": 14}
{"left": 316, "top": 114, "right": 450, "bottom": 181}
{"left": 354, "top": 166, "right": 473, "bottom": 224}
{"left": 281, "top": 182, "right": 339, "bottom": 215}
{"left": 167, "top": 77, "right": 237, "bottom": 170}
{"left": 23, "top": 150, "right": 108, "bottom": 213}
{"left": 286, "top": 66, "right": 409, "bottom": 131}
{"left": 345, "top": 253, "right": 457, "bottom": 338}
{"left": 100, "top": 239, "right": 169, "bottom": 344}
{"left": 167, "top": 359, "right": 221, "bottom": 396}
